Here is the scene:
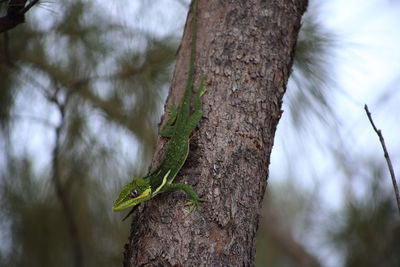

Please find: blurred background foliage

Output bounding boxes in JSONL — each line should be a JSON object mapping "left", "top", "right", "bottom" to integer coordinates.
{"left": 0, "top": 0, "right": 399, "bottom": 267}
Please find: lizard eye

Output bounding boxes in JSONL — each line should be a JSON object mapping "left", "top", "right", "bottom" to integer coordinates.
{"left": 130, "top": 189, "right": 140, "bottom": 198}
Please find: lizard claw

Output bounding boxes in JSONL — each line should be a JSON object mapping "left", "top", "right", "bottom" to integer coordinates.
{"left": 185, "top": 198, "right": 206, "bottom": 212}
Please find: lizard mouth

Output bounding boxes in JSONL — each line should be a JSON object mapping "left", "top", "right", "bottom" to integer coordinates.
{"left": 113, "top": 188, "right": 152, "bottom": 211}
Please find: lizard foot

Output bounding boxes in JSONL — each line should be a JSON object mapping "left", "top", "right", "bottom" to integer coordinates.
{"left": 185, "top": 198, "right": 206, "bottom": 212}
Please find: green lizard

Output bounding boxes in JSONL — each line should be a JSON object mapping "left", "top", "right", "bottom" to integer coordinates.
{"left": 113, "top": 0, "right": 205, "bottom": 214}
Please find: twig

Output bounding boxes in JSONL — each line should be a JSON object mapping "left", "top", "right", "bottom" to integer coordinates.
{"left": 364, "top": 104, "right": 400, "bottom": 215}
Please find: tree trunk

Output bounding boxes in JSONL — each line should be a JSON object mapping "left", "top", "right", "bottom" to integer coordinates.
{"left": 123, "top": 0, "right": 308, "bottom": 266}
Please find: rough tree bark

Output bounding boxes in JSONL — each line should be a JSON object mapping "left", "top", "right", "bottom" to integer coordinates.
{"left": 124, "top": 0, "right": 308, "bottom": 266}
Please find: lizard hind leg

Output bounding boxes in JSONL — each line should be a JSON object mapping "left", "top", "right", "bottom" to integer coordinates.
{"left": 160, "top": 105, "right": 179, "bottom": 137}
{"left": 186, "top": 75, "right": 206, "bottom": 133}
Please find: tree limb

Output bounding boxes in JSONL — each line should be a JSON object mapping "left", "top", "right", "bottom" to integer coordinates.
{"left": 0, "top": 0, "right": 39, "bottom": 33}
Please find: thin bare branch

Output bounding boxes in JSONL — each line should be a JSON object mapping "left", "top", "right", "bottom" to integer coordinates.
{"left": 364, "top": 104, "right": 400, "bottom": 215}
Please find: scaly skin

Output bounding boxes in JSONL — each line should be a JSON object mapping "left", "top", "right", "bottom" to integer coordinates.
{"left": 113, "top": 0, "right": 205, "bottom": 212}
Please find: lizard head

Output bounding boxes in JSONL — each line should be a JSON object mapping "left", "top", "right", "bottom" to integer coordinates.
{"left": 112, "top": 178, "right": 152, "bottom": 211}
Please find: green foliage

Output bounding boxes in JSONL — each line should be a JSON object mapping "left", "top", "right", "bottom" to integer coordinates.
{"left": 0, "top": 154, "right": 128, "bottom": 267}
{"left": 288, "top": 6, "right": 337, "bottom": 130}
{"left": 1, "top": 157, "right": 74, "bottom": 267}
{"left": 332, "top": 200, "right": 400, "bottom": 267}
{"left": 329, "top": 163, "right": 400, "bottom": 267}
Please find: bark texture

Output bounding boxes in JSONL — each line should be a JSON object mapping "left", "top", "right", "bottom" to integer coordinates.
{"left": 124, "top": 0, "right": 308, "bottom": 266}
